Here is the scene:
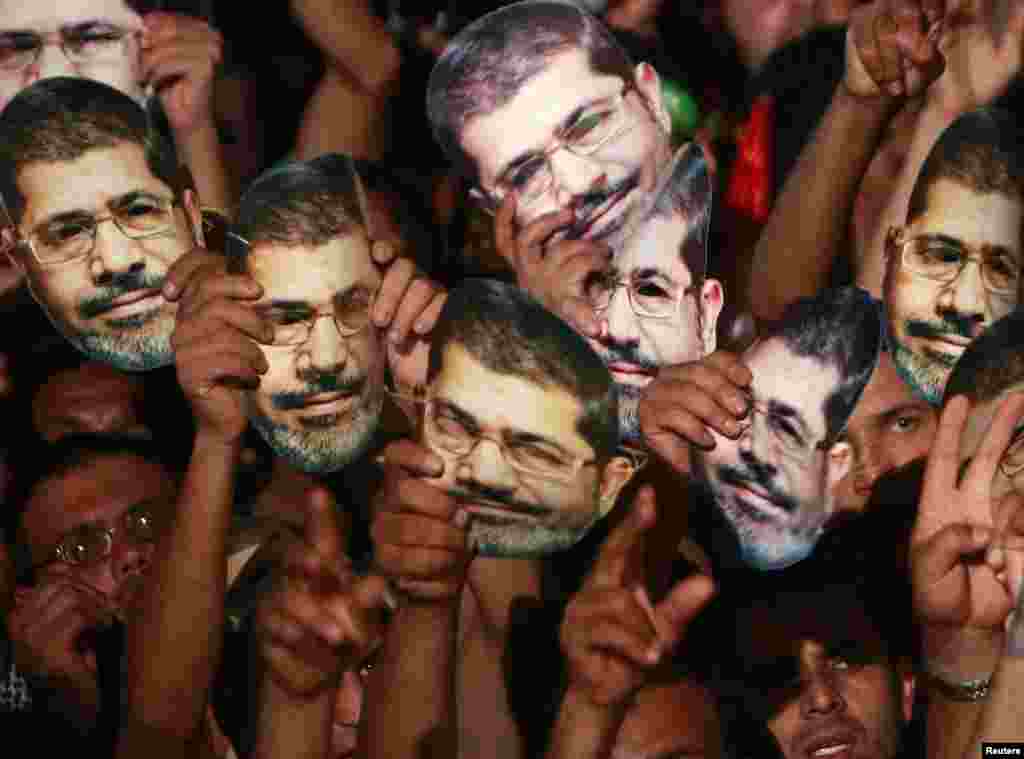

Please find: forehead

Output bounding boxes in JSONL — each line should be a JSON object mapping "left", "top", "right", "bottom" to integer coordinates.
{"left": 459, "top": 47, "right": 624, "bottom": 185}
{"left": 745, "top": 338, "right": 841, "bottom": 432}
{"left": 433, "top": 342, "right": 593, "bottom": 455}
{"left": 18, "top": 142, "right": 169, "bottom": 225}
{"left": 0, "top": 0, "right": 140, "bottom": 28}
{"left": 737, "top": 595, "right": 882, "bottom": 660}
{"left": 912, "top": 178, "right": 1024, "bottom": 250}
{"left": 616, "top": 212, "right": 697, "bottom": 284}
{"left": 248, "top": 235, "right": 379, "bottom": 301}
{"left": 22, "top": 452, "right": 173, "bottom": 551}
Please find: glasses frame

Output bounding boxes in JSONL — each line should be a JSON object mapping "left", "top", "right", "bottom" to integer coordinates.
{"left": 0, "top": 24, "right": 140, "bottom": 74}
{"left": 388, "top": 389, "right": 600, "bottom": 485}
{"left": 260, "top": 290, "right": 378, "bottom": 348}
{"left": 33, "top": 501, "right": 163, "bottom": 574}
{"left": 18, "top": 195, "right": 182, "bottom": 268}
{"left": 889, "top": 226, "right": 1021, "bottom": 297}
{"left": 736, "top": 391, "right": 829, "bottom": 467}
{"left": 480, "top": 81, "right": 640, "bottom": 214}
{"left": 590, "top": 273, "right": 700, "bottom": 322}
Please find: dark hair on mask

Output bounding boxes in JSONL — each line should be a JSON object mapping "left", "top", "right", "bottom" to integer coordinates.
{"left": 763, "top": 287, "right": 883, "bottom": 446}
{"left": 427, "top": 0, "right": 634, "bottom": 185}
{"left": 906, "top": 107, "right": 1024, "bottom": 225}
{"left": 0, "top": 77, "right": 184, "bottom": 227}
{"left": 944, "top": 308, "right": 1024, "bottom": 406}
{"left": 643, "top": 142, "right": 712, "bottom": 281}
{"left": 230, "top": 154, "right": 364, "bottom": 258}
{"left": 427, "top": 278, "right": 619, "bottom": 458}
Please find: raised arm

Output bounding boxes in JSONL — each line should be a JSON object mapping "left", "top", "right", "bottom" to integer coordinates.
{"left": 115, "top": 249, "right": 270, "bottom": 754}
{"left": 749, "top": 0, "right": 944, "bottom": 323}
{"left": 857, "top": 0, "right": 1024, "bottom": 293}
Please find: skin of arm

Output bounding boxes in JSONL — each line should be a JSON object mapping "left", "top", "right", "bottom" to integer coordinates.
{"left": 116, "top": 429, "right": 239, "bottom": 752}
{"left": 289, "top": 0, "right": 402, "bottom": 160}
{"left": 363, "top": 602, "right": 461, "bottom": 759}
{"left": 545, "top": 688, "right": 631, "bottom": 759}
{"left": 176, "top": 121, "right": 236, "bottom": 218}
{"left": 749, "top": 84, "right": 898, "bottom": 323}
{"left": 254, "top": 668, "right": 335, "bottom": 759}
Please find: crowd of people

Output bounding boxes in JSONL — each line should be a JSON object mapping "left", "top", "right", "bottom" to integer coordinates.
{"left": 0, "top": 1, "right": 1023, "bottom": 758}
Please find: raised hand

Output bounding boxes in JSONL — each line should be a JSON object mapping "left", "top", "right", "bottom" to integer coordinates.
{"left": 930, "top": 0, "right": 1024, "bottom": 112}
{"left": 8, "top": 578, "right": 114, "bottom": 726}
{"left": 256, "top": 489, "right": 394, "bottom": 699}
{"left": 560, "top": 488, "right": 715, "bottom": 707}
{"left": 167, "top": 248, "right": 270, "bottom": 442}
{"left": 494, "top": 195, "right": 611, "bottom": 339}
{"left": 371, "top": 439, "right": 471, "bottom": 603}
{"left": 911, "top": 393, "right": 1024, "bottom": 677}
{"left": 844, "top": 0, "right": 946, "bottom": 100}
{"left": 369, "top": 241, "right": 446, "bottom": 394}
{"left": 639, "top": 350, "right": 753, "bottom": 476}
{"left": 140, "top": 12, "right": 223, "bottom": 138}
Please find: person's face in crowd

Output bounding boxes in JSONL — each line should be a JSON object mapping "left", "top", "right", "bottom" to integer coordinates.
{"left": 246, "top": 233, "right": 387, "bottom": 474}
{"left": 610, "top": 677, "right": 721, "bottom": 759}
{"left": 958, "top": 382, "right": 1024, "bottom": 504}
{"left": 834, "top": 352, "right": 937, "bottom": 513}
{"left": 21, "top": 451, "right": 176, "bottom": 614}
{"left": 590, "top": 209, "right": 722, "bottom": 442}
{"left": 423, "top": 342, "right": 634, "bottom": 556}
{"left": 6, "top": 142, "right": 202, "bottom": 371}
{"left": 885, "top": 178, "right": 1023, "bottom": 405}
{"left": 0, "top": 0, "right": 145, "bottom": 111}
{"left": 32, "top": 360, "right": 150, "bottom": 442}
{"left": 461, "top": 48, "right": 671, "bottom": 246}
{"left": 692, "top": 338, "right": 853, "bottom": 570}
{"left": 720, "top": 0, "right": 817, "bottom": 71}
{"left": 735, "top": 597, "right": 914, "bottom": 759}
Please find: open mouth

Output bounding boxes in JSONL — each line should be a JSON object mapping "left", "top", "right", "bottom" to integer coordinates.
{"left": 608, "top": 361, "right": 656, "bottom": 385}
{"left": 802, "top": 729, "right": 859, "bottom": 759}
{"left": 298, "top": 391, "right": 358, "bottom": 415}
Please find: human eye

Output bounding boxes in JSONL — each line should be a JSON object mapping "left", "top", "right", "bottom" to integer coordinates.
{"left": 922, "top": 242, "right": 963, "bottom": 265}
{"left": 563, "top": 108, "right": 612, "bottom": 145}
{"left": 38, "top": 217, "right": 93, "bottom": 247}
{"left": 335, "top": 287, "right": 373, "bottom": 330}
{"left": 890, "top": 414, "right": 920, "bottom": 434}
{"left": 0, "top": 32, "right": 40, "bottom": 65}
{"left": 507, "top": 158, "right": 546, "bottom": 191}
{"left": 432, "top": 404, "right": 474, "bottom": 441}
{"left": 63, "top": 23, "right": 126, "bottom": 52}
{"left": 513, "top": 442, "right": 570, "bottom": 471}
{"left": 984, "top": 253, "right": 1018, "bottom": 289}
{"left": 769, "top": 415, "right": 804, "bottom": 448}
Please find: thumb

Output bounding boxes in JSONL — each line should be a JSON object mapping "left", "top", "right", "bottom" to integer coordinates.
{"left": 305, "top": 487, "right": 343, "bottom": 560}
{"left": 654, "top": 573, "right": 716, "bottom": 649}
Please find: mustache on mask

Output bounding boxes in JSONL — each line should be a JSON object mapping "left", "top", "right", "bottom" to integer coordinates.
{"left": 78, "top": 272, "right": 167, "bottom": 320}
{"left": 905, "top": 314, "right": 981, "bottom": 343}
{"left": 596, "top": 339, "right": 660, "bottom": 373}
{"left": 271, "top": 373, "right": 365, "bottom": 411}
{"left": 445, "top": 484, "right": 553, "bottom": 519}
{"left": 717, "top": 462, "right": 798, "bottom": 515}
{"left": 563, "top": 172, "right": 639, "bottom": 241}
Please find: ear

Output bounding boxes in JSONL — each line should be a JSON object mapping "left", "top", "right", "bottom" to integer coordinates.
{"left": 633, "top": 62, "right": 671, "bottom": 135}
{"left": 598, "top": 454, "right": 639, "bottom": 517}
{"left": 0, "top": 228, "right": 25, "bottom": 274}
{"left": 826, "top": 439, "right": 854, "bottom": 497}
{"left": 182, "top": 189, "right": 204, "bottom": 248}
{"left": 698, "top": 278, "right": 724, "bottom": 356}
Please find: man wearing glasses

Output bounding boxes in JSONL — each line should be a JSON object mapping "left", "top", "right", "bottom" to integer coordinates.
{"left": 0, "top": 0, "right": 229, "bottom": 215}
{"left": 0, "top": 77, "right": 203, "bottom": 372}
{"left": 6, "top": 433, "right": 177, "bottom": 745}
{"left": 690, "top": 288, "right": 881, "bottom": 570}
{"left": 883, "top": 108, "right": 1024, "bottom": 406}
{"left": 426, "top": 0, "right": 671, "bottom": 250}
{"left": 405, "top": 277, "right": 638, "bottom": 558}
{"left": 585, "top": 143, "right": 722, "bottom": 442}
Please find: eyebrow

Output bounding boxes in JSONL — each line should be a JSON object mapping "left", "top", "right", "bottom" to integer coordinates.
{"left": 255, "top": 284, "right": 371, "bottom": 312}
{"left": 630, "top": 267, "right": 676, "bottom": 285}
{"left": 496, "top": 93, "right": 612, "bottom": 184}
